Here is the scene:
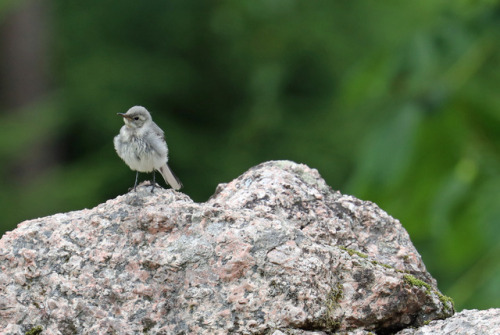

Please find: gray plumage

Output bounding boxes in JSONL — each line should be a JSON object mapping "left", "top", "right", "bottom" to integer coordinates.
{"left": 114, "top": 106, "right": 182, "bottom": 191}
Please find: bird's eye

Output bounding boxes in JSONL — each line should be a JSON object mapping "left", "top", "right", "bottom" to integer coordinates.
{"left": 134, "top": 117, "right": 139, "bottom": 121}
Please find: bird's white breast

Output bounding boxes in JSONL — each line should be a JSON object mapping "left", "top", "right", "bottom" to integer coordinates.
{"left": 114, "top": 126, "right": 167, "bottom": 172}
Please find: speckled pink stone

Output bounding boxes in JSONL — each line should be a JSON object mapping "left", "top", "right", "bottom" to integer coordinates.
{"left": 0, "top": 161, "right": 454, "bottom": 334}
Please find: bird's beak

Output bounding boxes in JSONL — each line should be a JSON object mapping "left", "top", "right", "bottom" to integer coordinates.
{"left": 117, "top": 113, "right": 132, "bottom": 120}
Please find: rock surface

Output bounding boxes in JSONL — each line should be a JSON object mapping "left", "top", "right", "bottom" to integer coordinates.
{"left": 396, "top": 309, "right": 500, "bottom": 335}
{"left": 0, "top": 161, "right": 455, "bottom": 334}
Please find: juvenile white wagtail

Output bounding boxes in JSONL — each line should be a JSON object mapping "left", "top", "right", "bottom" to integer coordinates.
{"left": 114, "top": 106, "right": 182, "bottom": 192}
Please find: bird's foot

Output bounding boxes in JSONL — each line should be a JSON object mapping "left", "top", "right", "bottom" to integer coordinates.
{"left": 149, "top": 181, "right": 163, "bottom": 193}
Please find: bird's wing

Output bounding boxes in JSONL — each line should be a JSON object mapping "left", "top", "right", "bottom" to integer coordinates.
{"left": 144, "top": 122, "right": 168, "bottom": 157}
{"left": 150, "top": 122, "right": 166, "bottom": 142}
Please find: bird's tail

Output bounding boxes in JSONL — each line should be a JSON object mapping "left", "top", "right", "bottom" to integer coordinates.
{"left": 158, "top": 163, "right": 183, "bottom": 190}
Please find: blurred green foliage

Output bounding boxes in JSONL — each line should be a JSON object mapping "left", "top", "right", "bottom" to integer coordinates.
{"left": 1, "top": 0, "right": 499, "bottom": 310}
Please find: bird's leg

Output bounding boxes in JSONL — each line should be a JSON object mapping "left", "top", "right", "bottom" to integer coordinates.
{"left": 134, "top": 171, "right": 139, "bottom": 192}
{"left": 150, "top": 170, "right": 156, "bottom": 193}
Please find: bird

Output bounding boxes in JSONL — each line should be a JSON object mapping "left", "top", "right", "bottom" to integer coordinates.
{"left": 113, "top": 106, "right": 182, "bottom": 192}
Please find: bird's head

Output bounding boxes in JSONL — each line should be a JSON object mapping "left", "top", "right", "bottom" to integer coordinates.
{"left": 117, "top": 106, "right": 152, "bottom": 129}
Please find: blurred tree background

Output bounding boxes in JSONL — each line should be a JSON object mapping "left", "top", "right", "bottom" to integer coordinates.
{"left": 1, "top": 0, "right": 499, "bottom": 311}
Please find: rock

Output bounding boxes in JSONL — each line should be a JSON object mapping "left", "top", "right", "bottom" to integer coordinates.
{"left": 0, "top": 160, "right": 454, "bottom": 334}
{"left": 396, "top": 309, "right": 500, "bottom": 335}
